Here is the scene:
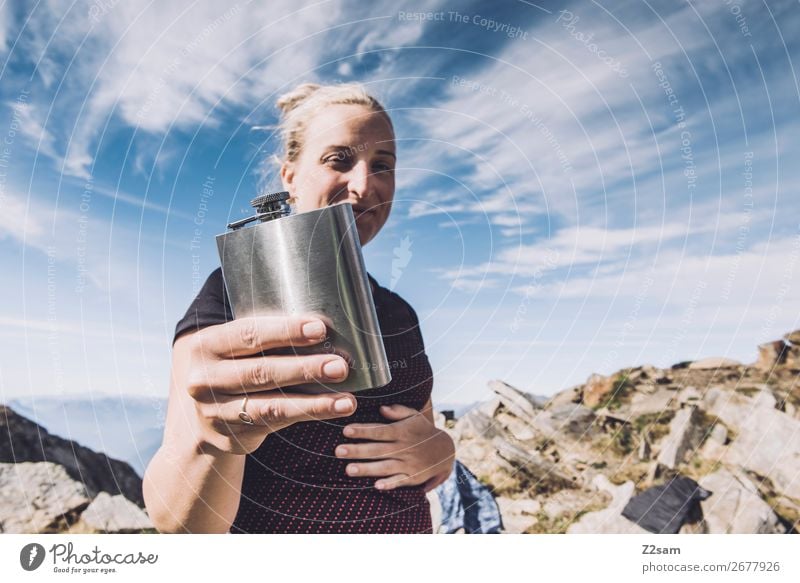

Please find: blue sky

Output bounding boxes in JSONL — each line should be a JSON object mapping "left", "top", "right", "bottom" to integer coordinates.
{"left": 1, "top": 0, "right": 799, "bottom": 406}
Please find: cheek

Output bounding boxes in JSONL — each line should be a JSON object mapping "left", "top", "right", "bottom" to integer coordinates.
{"left": 295, "top": 171, "right": 344, "bottom": 210}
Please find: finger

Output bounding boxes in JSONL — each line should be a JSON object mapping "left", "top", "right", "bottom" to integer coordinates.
{"left": 199, "top": 354, "right": 349, "bottom": 394}
{"left": 211, "top": 390, "right": 358, "bottom": 429}
{"left": 343, "top": 422, "right": 395, "bottom": 441}
{"left": 375, "top": 474, "right": 411, "bottom": 491}
{"left": 334, "top": 441, "right": 401, "bottom": 460}
{"left": 379, "top": 404, "right": 418, "bottom": 421}
{"left": 345, "top": 459, "right": 401, "bottom": 478}
{"left": 193, "top": 316, "right": 330, "bottom": 358}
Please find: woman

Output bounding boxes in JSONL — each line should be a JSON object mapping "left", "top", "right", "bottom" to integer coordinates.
{"left": 143, "top": 82, "right": 456, "bottom": 534}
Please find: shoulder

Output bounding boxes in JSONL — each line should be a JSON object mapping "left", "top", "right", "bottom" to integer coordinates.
{"left": 369, "top": 276, "right": 424, "bottom": 344}
{"left": 388, "top": 290, "right": 421, "bottom": 328}
{"left": 201, "top": 267, "right": 229, "bottom": 300}
{"left": 173, "top": 267, "right": 232, "bottom": 345}
{"left": 370, "top": 276, "right": 418, "bottom": 321}
{"left": 206, "top": 266, "right": 224, "bottom": 285}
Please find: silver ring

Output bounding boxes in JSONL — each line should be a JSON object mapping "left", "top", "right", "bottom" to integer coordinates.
{"left": 238, "top": 396, "right": 255, "bottom": 425}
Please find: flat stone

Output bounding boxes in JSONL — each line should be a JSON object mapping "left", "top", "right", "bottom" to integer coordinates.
{"left": 677, "top": 386, "right": 702, "bottom": 405}
{"left": 688, "top": 357, "right": 743, "bottom": 370}
{"left": 477, "top": 397, "right": 502, "bottom": 418}
{"left": 784, "top": 330, "right": 800, "bottom": 345}
{"left": 489, "top": 380, "right": 541, "bottom": 421}
{"left": 756, "top": 341, "right": 790, "bottom": 371}
{"left": 496, "top": 497, "right": 541, "bottom": 534}
{"left": 629, "top": 389, "right": 674, "bottom": 416}
{"left": 567, "top": 476, "right": 649, "bottom": 534}
{"left": 548, "top": 403, "right": 597, "bottom": 437}
{"left": 545, "top": 386, "right": 582, "bottom": 409}
{"left": 495, "top": 412, "right": 537, "bottom": 441}
{"left": 705, "top": 387, "right": 779, "bottom": 433}
{"left": 656, "top": 406, "right": 703, "bottom": 469}
{"left": 698, "top": 467, "right": 786, "bottom": 533}
{"left": 451, "top": 410, "right": 498, "bottom": 442}
{"left": 80, "top": 492, "right": 153, "bottom": 533}
{"left": 0, "top": 462, "right": 90, "bottom": 533}
{"left": 724, "top": 406, "right": 800, "bottom": 500}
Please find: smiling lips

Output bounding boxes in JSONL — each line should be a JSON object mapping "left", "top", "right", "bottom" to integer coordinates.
{"left": 353, "top": 206, "right": 376, "bottom": 219}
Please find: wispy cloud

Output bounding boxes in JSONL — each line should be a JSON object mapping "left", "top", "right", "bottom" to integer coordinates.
{"left": 9, "top": 1, "right": 355, "bottom": 178}
{"left": 0, "top": 190, "right": 48, "bottom": 248}
{"left": 0, "top": 1, "right": 10, "bottom": 54}
{"left": 9, "top": 99, "right": 61, "bottom": 163}
{"left": 437, "top": 205, "right": 776, "bottom": 294}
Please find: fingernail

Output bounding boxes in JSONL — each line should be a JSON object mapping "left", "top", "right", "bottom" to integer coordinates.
{"left": 323, "top": 359, "right": 348, "bottom": 379}
{"left": 336, "top": 446, "right": 348, "bottom": 456}
{"left": 302, "top": 320, "right": 325, "bottom": 340}
{"left": 334, "top": 398, "right": 354, "bottom": 413}
{"left": 343, "top": 426, "right": 355, "bottom": 437}
{"left": 348, "top": 465, "right": 359, "bottom": 475}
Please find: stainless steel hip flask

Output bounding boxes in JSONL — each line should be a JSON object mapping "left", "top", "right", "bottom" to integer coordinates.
{"left": 216, "top": 192, "right": 392, "bottom": 394}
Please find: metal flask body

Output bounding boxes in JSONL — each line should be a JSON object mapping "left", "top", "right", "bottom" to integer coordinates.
{"left": 215, "top": 194, "right": 391, "bottom": 394}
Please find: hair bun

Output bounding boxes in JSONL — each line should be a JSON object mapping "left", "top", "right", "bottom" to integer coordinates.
{"left": 275, "top": 83, "right": 321, "bottom": 115}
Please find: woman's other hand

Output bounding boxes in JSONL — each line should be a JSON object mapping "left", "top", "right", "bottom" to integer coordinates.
{"left": 335, "top": 404, "right": 456, "bottom": 492}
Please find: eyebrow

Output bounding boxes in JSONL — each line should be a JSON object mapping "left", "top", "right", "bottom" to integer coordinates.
{"left": 324, "top": 145, "right": 397, "bottom": 159}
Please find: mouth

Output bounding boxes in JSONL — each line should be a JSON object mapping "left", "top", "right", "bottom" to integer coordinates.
{"left": 352, "top": 205, "right": 377, "bottom": 219}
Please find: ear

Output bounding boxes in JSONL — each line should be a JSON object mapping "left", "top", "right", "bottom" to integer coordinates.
{"left": 280, "top": 160, "right": 296, "bottom": 196}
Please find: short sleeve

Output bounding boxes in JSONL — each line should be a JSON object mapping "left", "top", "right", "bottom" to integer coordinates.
{"left": 403, "top": 299, "right": 426, "bottom": 352}
{"left": 382, "top": 287, "right": 426, "bottom": 353}
{"left": 173, "top": 267, "right": 234, "bottom": 345}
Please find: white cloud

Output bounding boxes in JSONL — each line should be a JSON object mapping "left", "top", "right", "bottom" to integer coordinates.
{"left": 9, "top": 100, "right": 61, "bottom": 163}
{"left": 0, "top": 315, "right": 167, "bottom": 345}
{"left": 0, "top": 191, "right": 47, "bottom": 248}
{"left": 11, "top": 1, "right": 365, "bottom": 178}
{"left": 0, "top": 188, "right": 160, "bottom": 295}
{"left": 491, "top": 214, "right": 523, "bottom": 227}
{"left": 515, "top": 232, "right": 800, "bottom": 311}
{"left": 438, "top": 208, "right": 750, "bottom": 282}
{"left": 0, "top": 1, "right": 9, "bottom": 53}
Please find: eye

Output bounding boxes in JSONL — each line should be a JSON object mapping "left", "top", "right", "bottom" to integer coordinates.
{"left": 373, "top": 161, "right": 395, "bottom": 173}
{"left": 323, "top": 152, "right": 353, "bottom": 168}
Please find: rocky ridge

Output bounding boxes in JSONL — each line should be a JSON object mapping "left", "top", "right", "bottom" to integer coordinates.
{"left": 0, "top": 405, "right": 153, "bottom": 533}
{"left": 432, "top": 330, "right": 800, "bottom": 534}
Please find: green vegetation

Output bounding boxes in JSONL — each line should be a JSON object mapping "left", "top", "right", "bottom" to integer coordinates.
{"left": 693, "top": 411, "right": 733, "bottom": 447}
{"left": 633, "top": 410, "right": 676, "bottom": 444}
{"left": 612, "top": 424, "right": 635, "bottom": 456}
{"left": 523, "top": 501, "right": 609, "bottom": 534}
{"left": 595, "top": 372, "right": 636, "bottom": 411}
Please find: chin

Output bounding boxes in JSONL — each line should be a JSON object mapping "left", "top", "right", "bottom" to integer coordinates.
{"left": 355, "top": 217, "right": 376, "bottom": 246}
{"left": 357, "top": 230, "right": 373, "bottom": 246}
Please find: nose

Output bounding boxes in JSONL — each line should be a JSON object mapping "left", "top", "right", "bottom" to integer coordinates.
{"left": 346, "top": 160, "right": 374, "bottom": 202}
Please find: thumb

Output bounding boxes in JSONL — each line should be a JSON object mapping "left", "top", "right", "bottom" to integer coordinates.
{"left": 379, "top": 403, "right": 417, "bottom": 420}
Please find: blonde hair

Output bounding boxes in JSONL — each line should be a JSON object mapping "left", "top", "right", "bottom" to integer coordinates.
{"left": 254, "top": 82, "right": 393, "bottom": 197}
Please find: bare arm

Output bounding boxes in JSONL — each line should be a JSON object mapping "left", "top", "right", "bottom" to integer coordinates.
{"left": 142, "top": 333, "right": 246, "bottom": 534}
{"left": 143, "top": 317, "right": 358, "bottom": 534}
{"left": 421, "top": 396, "right": 434, "bottom": 424}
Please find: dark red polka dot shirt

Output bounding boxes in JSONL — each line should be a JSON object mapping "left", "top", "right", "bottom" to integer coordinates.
{"left": 173, "top": 268, "right": 434, "bottom": 533}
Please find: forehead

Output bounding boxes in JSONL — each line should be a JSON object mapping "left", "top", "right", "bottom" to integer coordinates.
{"left": 303, "top": 104, "right": 395, "bottom": 152}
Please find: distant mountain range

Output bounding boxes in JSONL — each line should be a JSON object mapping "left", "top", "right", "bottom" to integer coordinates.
{"left": 7, "top": 395, "right": 166, "bottom": 477}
